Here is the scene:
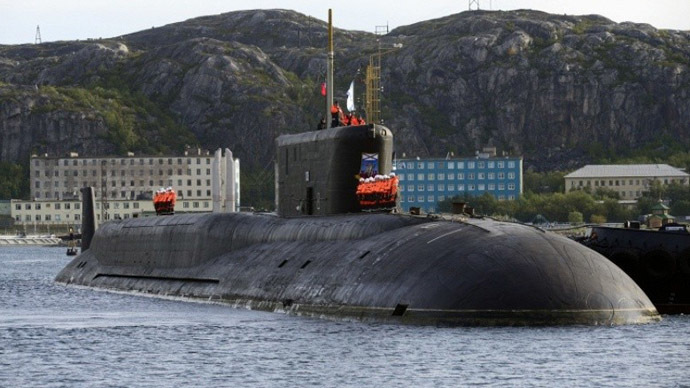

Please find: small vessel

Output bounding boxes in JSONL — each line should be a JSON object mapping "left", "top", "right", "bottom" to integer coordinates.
{"left": 153, "top": 188, "right": 176, "bottom": 215}
{"left": 580, "top": 223, "right": 690, "bottom": 314}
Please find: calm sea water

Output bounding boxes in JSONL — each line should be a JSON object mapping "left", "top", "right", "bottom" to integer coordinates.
{"left": 1, "top": 246, "right": 689, "bottom": 387}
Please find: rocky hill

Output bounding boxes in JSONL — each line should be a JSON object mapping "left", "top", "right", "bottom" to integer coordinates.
{"left": 1, "top": 9, "right": 689, "bottom": 205}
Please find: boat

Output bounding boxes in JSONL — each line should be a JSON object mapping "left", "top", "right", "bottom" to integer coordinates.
{"left": 580, "top": 223, "right": 690, "bottom": 314}
{"left": 54, "top": 10, "right": 659, "bottom": 326}
{"left": 54, "top": 124, "right": 660, "bottom": 326}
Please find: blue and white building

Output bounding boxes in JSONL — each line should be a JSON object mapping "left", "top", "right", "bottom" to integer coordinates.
{"left": 395, "top": 154, "right": 523, "bottom": 213}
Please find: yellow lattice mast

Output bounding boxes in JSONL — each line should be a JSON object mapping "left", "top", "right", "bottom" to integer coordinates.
{"left": 365, "top": 50, "right": 382, "bottom": 125}
{"left": 365, "top": 43, "right": 401, "bottom": 125}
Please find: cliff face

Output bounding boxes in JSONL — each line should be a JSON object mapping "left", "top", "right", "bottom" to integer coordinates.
{"left": 1, "top": 9, "right": 689, "bottom": 193}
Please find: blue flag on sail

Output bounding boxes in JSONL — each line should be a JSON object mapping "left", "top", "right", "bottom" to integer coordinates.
{"left": 346, "top": 81, "right": 355, "bottom": 112}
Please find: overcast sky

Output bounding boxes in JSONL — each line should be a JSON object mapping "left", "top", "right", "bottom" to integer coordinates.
{"left": 2, "top": 0, "right": 689, "bottom": 45}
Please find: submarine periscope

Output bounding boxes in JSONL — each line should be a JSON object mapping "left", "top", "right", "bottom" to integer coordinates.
{"left": 56, "top": 124, "right": 660, "bottom": 326}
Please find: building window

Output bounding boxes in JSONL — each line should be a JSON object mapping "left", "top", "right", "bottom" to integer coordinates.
{"left": 448, "top": 173, "right": 455, "bottom": 180}
{"left": 478, "top": 173, "right": 485, "bottom": 180}
{"left": 468, "top": 162, "right": 475, "bottom": 169}
{"left": 508, "top": 161, "right": 515, "bottom": 168}
{"left": 408, "top": 185, "right": 414, "bottom": 192}
{"left": 468, "top": 173, "right": 475, "bottom": 179}
{"left": 437, "top": 184, "right": 445, "bottom": 191}
{"left": 399, "top": 175, "right": 405, "bottom": 182}
{"left": 417, "top": 174, "right": 424, "bottom": 180}
{"left": 193, "top": 202, "right": 199, "bottom": 208}
{"left": 488, "top": 184, "right": 495, "bottom": 190}
{"left": 427, "top": 173, "right": 435, "bottom": 181}
{"left": 407, "top": 174, "right": 414, "bottom": 181}
{"left": 417, "top": 185, "right": 425, "bottom": 192}
{"left": 478, "top": 184, "right": 485, "bottom": 191}
{"left": 488, "top": 173, "right": 495, "bottom": 180}
{"left": 458, "top": 184, "right": 465, "bottom": 191}
{"left": 448, "top": 162, "right": 454, "bottom": 169}
{"left": 488, "top": 161, "right": 495, "bottom": 168}
{"left": 427, "top": 184, "right": 434, "bottom": 191}
{"left": 457, "top": 173, "right": 464, "bottom": 180}
{"left": 407, "top": 196, "right": 414, "bottom": 202}
{"left": 427, "top": 195, "right": 434, "bottom": 202}
{"left": 183, "top": 202, "right": 190, "bottom": 209}
{"left": 499, "top": 184, "right": 505, "bottom": 190}
{"left": 417, "top": 162, "right": 424, "bottom": 169}
{"left": 508, "top": 172, "right": 515, "bottom": 179}
{"left": 448, "top": 184, "right": 455, "bottom": 191}
{"left": 417, "top": 196, "right": 425, "bottom": 202}
{"left": 457, "top": 162, "right": 464, "bottom": 169}
{"left": 427, "top": 162, "right": 434, "bottom": 169}
{"left": 508, "top": 183, "right": 516, "bottom": 190}
{"left": 468, "top": 184, "right": 475, "bottom": 191}
{"left": 478, "top": 162, "right": 485, "bottom": 169}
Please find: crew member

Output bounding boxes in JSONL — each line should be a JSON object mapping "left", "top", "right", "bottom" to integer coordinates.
{"left": 317, "top": 117, "right": 326, "bottom": 130}
{"left": 331, "top": 100, "right": 344, "bottom": 127}
{"left": 345, "top": 112, "right": 355, "bottom": 126}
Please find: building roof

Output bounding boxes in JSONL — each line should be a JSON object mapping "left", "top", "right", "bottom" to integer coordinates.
{"left": 651, "top": 202, "right": 670, "bottom": 210}
{"left": 564, "top": 164, "right": 689, "bottom": 179}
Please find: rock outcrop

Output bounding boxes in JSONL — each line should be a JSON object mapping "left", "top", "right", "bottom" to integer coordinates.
{"left": 1, "top": 9, "right": 689, "bottom": 203}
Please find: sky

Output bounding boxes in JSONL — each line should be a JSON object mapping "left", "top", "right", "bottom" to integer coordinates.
{"left": 1, "top": 0, "right": 689, "bottom": 45}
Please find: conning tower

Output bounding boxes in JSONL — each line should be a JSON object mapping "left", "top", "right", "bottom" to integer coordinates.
{"left": 276, "top": 124, "right": 392, "bottom": 217}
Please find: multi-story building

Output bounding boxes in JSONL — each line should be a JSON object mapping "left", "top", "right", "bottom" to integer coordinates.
{"left": 564, "top": 164, "right": 689, "bottom": 200}
{"left": 395, "top": 153, "right": 523, "bottom": 213}
{"left": 30, "top": 149, "right": 229, "bottom": 201}
{"left": 16, "top": 148, "right": 240, "bottom": 227}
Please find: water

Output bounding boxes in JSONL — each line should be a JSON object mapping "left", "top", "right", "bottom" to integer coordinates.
{"left": 1, "top": 247, "right": 689, "bottom": 387}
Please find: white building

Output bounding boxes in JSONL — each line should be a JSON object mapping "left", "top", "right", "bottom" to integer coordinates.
{"left": 564, "top": 164, "right": 689, "bottom": 199}
{"left": 14, "top": 148, "right": 240, "bottom": 227}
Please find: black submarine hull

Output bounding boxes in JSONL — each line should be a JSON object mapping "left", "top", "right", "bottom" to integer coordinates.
{"left": 56, "top": 212, "right": 659, "bottom": 326}
{"left": 582, "top": 225, "right": 690, "bottom": 314}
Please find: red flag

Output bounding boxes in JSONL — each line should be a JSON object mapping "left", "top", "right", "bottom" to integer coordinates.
{"left": 321, "top": 82, "right": 327, "bottom": 96}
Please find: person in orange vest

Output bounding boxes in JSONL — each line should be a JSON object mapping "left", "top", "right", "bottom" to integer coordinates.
{"left": 348, "top": 112, "right": 360, "bottom": 126}
{"left": 357, "top": 114, "right": 366, "bottom": 125}
{"left": 331, "top": 100, "right": 344, "bottom": 127}
{"left": 344, "top": 112, "right": 355, "bottom": 126}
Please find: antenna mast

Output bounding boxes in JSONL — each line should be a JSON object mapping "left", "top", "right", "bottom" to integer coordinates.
{"left": 35, "top": 25, "right": 42, "bottom": 44}
{"left": 325, "top": 9, "right": 334, "bottom": 128}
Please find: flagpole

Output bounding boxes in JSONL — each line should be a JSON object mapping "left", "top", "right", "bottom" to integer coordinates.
{"left": 326, "top": 9, "right": 334, "bottom": 128}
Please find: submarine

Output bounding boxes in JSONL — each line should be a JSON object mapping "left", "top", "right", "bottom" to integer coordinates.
{"left": 56, "top": 124, "right": 660, "bottom": 326}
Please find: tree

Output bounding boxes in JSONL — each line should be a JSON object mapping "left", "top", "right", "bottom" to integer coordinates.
{"left": 590, "top": 214, "right": 607, "bottom": 224}
{"left": 0, "top": 162, "right": 28, "bottom": 200}
{"left": 568, "top": 211, "right": 583, "bottom": 224}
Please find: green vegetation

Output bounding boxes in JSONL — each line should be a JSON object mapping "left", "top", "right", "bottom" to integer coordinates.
{"left": 437, "top": 174, "right": 690, "bottom": 224}
{"left": 0, "top": 162, "right": 28, "bottom": 200}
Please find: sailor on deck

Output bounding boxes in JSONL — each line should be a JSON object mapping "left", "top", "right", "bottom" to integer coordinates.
{"left": 331, "top": 100, "right": 345, "bottom": 127}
